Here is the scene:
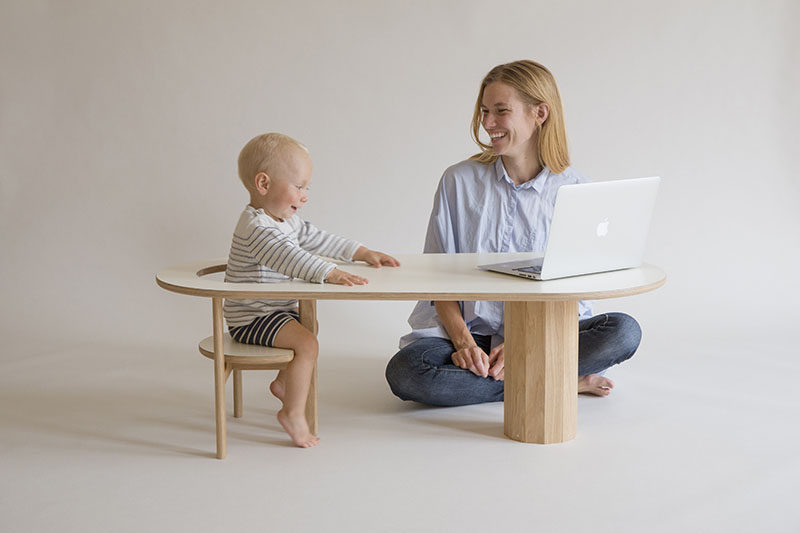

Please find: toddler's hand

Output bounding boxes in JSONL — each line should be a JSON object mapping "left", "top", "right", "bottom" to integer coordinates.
{"left": 353, "top": 246, "right": 401, "bottom": 268}
{"left": 325, "top": 268, "right": 368, "bottom": 286}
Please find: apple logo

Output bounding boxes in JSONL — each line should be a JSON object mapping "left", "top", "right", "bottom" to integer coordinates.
{"left": 596, "top": 218, "right": 610, "bottom": 237}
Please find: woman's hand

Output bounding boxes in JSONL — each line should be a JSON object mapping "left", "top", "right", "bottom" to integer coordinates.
{"left": 353, "top": 246, "right": 400, "bottom": 268}
{"left": 451, "top": 345, "right": 490, "bottom": 378}
{"left": 324, "top": 268, "right": 368, "bottom": 286}
{"left": 487, "top": 343, "right": 504, "bottom": 381}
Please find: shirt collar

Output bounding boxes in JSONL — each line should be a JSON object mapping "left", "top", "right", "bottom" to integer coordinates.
{"left": 494, "top": 157, "right": 550, "bottom": 192}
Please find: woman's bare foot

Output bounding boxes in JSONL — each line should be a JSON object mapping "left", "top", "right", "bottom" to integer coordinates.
{"left": 269, "top": 377, "right": 285, "bottom": 401}
{"left": 277, "top": 409, "right": 320, "bottom": 448}
{"left": 578, "top": 374, "right": 615, "bottom": 396}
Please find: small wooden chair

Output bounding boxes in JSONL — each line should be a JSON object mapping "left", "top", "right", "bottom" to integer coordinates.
{"left": 197, "top": 299, "right": 318, "bottom": 458}
{"left": 156, "top": 260, "right": 319, "bottom": 458}
{"left": 198, "top": 333, "right": 295, "bottom": 419}
{"left": 190, "top": 263, "right": 318, "bottom": 459}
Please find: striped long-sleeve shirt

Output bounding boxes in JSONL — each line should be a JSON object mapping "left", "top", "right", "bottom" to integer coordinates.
{"left": 224, "top": 205, "right": 362, "bottom": 328}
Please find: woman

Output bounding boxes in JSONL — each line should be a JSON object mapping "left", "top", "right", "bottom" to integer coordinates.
{"left": 385, "top": 60, "right": 642, "bottom": 406}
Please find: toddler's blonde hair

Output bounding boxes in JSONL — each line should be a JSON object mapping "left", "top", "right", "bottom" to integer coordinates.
{"left": 237, "top": 133, "right": 309, "bottom": 188}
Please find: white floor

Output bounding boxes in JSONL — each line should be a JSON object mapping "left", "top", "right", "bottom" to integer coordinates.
{"left": 2, "top": 322, "right": 798, "bottom": 532}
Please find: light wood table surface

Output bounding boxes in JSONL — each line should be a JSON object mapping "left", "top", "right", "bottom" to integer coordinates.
{"left": 156, "top": 252, "right": 666, "bottom": 444}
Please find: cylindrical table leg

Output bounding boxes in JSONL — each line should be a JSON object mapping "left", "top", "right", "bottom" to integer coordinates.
{"left": 504, "top": 300, "right": 578, "bottom": 444}
{"left": 212, "top": 297, "right": 227, "bottom": 458}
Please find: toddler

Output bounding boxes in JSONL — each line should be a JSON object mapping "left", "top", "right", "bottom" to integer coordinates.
{"left": 225, "top": 133, "right": 399, "bottom": 447}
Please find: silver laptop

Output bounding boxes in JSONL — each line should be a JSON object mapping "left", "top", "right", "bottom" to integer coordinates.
{"left": 478, "top": 176, "right": 660, "bottom": 280}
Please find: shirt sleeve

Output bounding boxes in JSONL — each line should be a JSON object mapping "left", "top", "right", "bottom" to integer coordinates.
{"left": 296, "top": 220, "right": 362, "bottom": 261}
{"left": 245, "top": 225, "right": 336, "bottom": 283}
{"left": 423, "top": 174, "right": 457, "bottom": 254}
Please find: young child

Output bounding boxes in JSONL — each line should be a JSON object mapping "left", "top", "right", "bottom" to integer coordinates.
{"left": 224, "top": 133, "right": 399, "bottom": 448}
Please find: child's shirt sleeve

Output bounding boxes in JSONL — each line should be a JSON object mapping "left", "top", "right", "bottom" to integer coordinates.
{"left": 242, "top": 225, "right": 336, "bottom": 283}
{"left": 295, "top": 220, "right": 362, "bottom": 261}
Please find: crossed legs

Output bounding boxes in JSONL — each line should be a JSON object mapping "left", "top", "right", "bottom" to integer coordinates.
{"left": 385, "top": 312, "right": 642, "bottom": 407}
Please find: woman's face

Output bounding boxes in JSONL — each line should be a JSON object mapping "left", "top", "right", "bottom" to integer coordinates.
{"left": 480, "top": 82, "right": 539, "bottom": 161}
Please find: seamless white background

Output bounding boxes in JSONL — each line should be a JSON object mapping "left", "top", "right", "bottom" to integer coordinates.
{"left": 1, "top": 2, "right": 799, "bottom": 531}
{"left": 2, "top": 1, "right": 798, "bottom": 351}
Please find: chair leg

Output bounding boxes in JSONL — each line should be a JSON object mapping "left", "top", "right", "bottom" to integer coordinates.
{"left": 306, "top": 361, "right": 318, "bottom": 435}
{"left": 233, "top": 369, "right": 243, "bottom": 418}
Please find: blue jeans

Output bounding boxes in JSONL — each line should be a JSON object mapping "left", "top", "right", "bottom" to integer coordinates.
{"left": 385, "top": 312, "right": 642, "bottom": 406}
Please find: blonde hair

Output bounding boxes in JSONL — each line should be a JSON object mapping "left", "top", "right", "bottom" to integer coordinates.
{"left": 237, "top": 133, "right": 309, "bottom": 187}
{"left": 470, "top": 60, "right": 570, "bottom": 174}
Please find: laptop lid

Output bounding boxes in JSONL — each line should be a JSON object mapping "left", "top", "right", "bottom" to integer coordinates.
{"left": 537, "top": 176, "right": 660, "bottom": 280}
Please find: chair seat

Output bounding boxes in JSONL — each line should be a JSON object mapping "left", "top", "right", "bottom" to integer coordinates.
{"left": 198, "top": 334, "right": 294, "bottom": 366}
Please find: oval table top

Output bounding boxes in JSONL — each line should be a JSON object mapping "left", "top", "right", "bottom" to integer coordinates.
{"left": 156, "top": 252, "right": 666, "bottom": 302}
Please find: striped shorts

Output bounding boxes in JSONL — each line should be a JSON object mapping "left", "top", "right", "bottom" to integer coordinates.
{"left": 229, "top": 310, "right": 300, "bottom": 347}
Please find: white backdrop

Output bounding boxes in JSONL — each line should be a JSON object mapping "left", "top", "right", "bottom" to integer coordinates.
{"left": 2, "top": 0, "right": 798, "bottom": 357}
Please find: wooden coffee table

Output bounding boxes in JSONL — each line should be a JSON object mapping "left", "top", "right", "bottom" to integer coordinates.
{"left": 157, "top": 252, "right": 665, "bottom": 444}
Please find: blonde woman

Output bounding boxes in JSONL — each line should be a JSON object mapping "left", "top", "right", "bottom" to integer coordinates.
{"left": 386, "top": 60, "right": 642, "bottom": 406}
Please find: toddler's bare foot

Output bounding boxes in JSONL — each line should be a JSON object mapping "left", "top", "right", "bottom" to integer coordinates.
{"left": 277, "top": 409, "right": 320, "bottom": 448}
{"left": 269, "top": 377, "right": 285, "bottom": 401}
{"left": 578, "top": 374, "right": 614, "bottom": 396}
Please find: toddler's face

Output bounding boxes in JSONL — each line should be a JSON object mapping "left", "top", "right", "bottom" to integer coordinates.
{"left": 261, "top": 149, "right": 312, "bottom": 221}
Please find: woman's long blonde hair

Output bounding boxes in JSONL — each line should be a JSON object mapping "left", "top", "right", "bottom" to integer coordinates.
{"left": 470, "top": 60, "right": 570, "bottom": 174}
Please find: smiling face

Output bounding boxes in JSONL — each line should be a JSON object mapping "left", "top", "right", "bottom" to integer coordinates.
{"left": 252, "top": 146, "right": 312, "bottom": 221}
{"left": 480, "top": 81, "right": 540, "bottom": 162}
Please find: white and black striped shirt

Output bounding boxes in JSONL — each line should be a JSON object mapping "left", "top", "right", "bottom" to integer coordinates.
{"left": 224, "top": 205, "right": 361, "bottom": 328}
